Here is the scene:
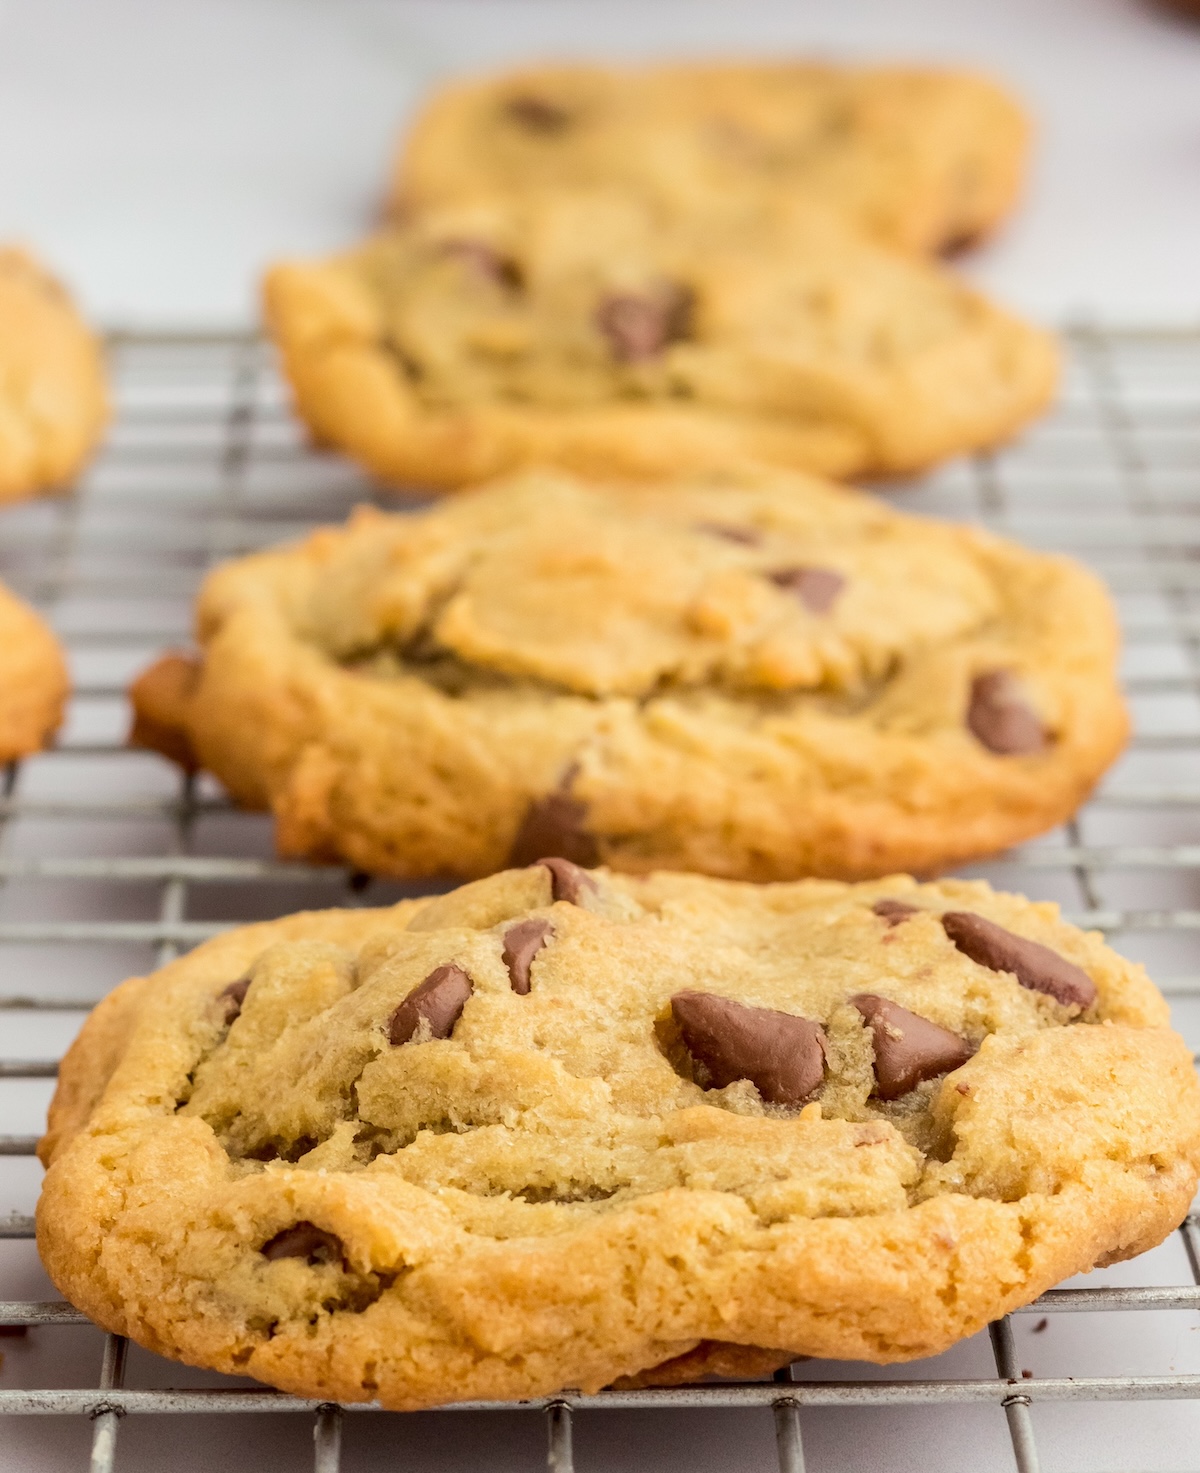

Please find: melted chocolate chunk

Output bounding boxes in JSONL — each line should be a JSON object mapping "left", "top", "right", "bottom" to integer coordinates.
{"left": 502, "top": 917, "right": 555, "bottom": 994}
{"left": 388, "top": 964, "right": 474, "bottom": 1045}
{"left": 260, "top": 1222, "right": 345, "bottom": 1266}
{"left": 851, "top": 994, "right": 973, "bottom": 1100}
{"left": 217, "top": 977, "right": 251, "bottom": 1025}
{"left": 670, "top": 991, "right": 827, "bottom": 1107}
{"left": 967, "top": 670, "right": 1047, "bottom": 755}
{"left": 940, "top": 911, "right": 1097, "bottom": 1010}
{"left": 696, "top": 522, "right": 762, "bottom": 547}
{"left": 505, "top": 94, "right": 571, "bottom": 133}
{"left": 537, "top": 857, "right": 597, "bottom": 906}
{"left": 595, "top": 283, "right": 694, "bottom": 362}
{"left": 872, "top": 899, "right": 919, "bottom": 926}
{"left": 767, "top": 566, "right": 846, "bottom": 615}
{"left": 438, "top": 238, "right": 522, "bottom": 289}
{"left": 509, "top": 790, "right": 599, "bottom": 868}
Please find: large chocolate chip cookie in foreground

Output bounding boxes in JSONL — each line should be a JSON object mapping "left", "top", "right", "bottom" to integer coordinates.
{"left": 38, "top": 867, "right": 1200, "bottom": 1408}
{"left": 128, "top": 465, "right": 1126, "bottom": 883}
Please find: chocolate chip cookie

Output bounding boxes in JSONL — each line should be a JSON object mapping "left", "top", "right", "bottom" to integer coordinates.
{"left": 394, "top": 62, "right": 1028, "bottom": 257}
{"left": 0, "top": 580, "right": 69, "bottom": 762}
{"left": 0, "top": 247, "right": 108, "bottom": 504}
{"left": 37, "top": 866, "right": 1200, "bottom": 1407}
{"left": 264, "top": 189, "right": 1057, "bottom": 489}
{"left": 127, "top": 464, "right": 1126, "bottom": 881}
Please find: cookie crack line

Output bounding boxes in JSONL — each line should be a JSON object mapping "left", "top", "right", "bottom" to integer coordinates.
{"left": 37, "top": 867, "right": 1200, "bottom": 1408}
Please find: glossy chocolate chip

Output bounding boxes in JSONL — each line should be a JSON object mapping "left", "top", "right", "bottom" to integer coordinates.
{"left": 696, "top": 522, "right": 762, "bottom": 547}
{"left": 537, "top": 857, "right": 597, "bottom": 906}
{"left": 260, "top": 1222, "right": 344, "bottom": 1266}
{"left": 509, "top": 789, "right": 599, "bottom": 869}
{"left": 217, "top": 977, "right": 250, "bottom": 1025}
{"left": 767, "top": 566, "right": 846, "bottom": 614}
{"left": 872, "top": 899, "right": 919, "bottom": 926}
{"left": 941, "top": 911, "right": 1097, "bottom": 1010}
{"left": 851, "top": 993, "right": 973, "bottom": 1100}
{"left": 388, "top": 964, "right": 474, "bottom": 1045}
{"left": 505, "top": 94, "right": 571, "bottom": 133}
{"left": 595, "top": 283, "right": 694, "bottom": 362}
{"left": 967, "top": 670, "right": 1047, "bottom": 755}
{"left": 670, "top": 991, "right": 827, "bottom": 1107}
{"left": 438, "top": 239, "right": 522, "bottom": 290}
{"left": 502, "top": 917, "right": 555, "bottom": 994}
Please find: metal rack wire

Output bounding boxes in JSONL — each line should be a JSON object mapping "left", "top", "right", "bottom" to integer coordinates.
{"left": 0, "top": 326, "right": 1199, "bottom": 1472}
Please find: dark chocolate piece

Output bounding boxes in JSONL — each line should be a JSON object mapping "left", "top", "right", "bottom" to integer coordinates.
{"left": 537, "top": 857, "right": 597, "bottom": 906}
{"left": 389, "top": 964, "right": 474, "bottom": 1045}
{"left": 670, "top": 991, "right": 826, "bottom": 1106}
{"left": 871, "top": 899, "right": 919, "bottom": 926}
{"left": 595, "top": 283, "right": 693, "bottom": 362}
{"left": 509, "top": 791, "right": 599, "bottom": 869}
{"left": 941, "top": 911, "right": 1097, "bottom": 1010}
{"left": 502, "top": 917, "right": 555, "bottom": 994}
{"left": 851, "top": 993, "right": 973, "bottom": 1100}
{"left": 767, "top": 566, "right": 845, "bottom": 614}
{"left": 217, "top": 978, "right": 251, "bottom": 1025}
{"left": 260, "top": 1222, "right": 344, "bottom": 1266}
{"left": 967, "top": 670, "right": 1047, "bottom": 755}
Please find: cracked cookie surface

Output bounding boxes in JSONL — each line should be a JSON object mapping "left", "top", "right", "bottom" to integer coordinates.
{"left": 0, "top": 247, "right": 108, "bottom": 504}
{"left": 129, "top": 465, "right": 1126, "bottom": 881}
{"left": 0, "top": 580, "right": 69, "bottom": 762}
{"left": 394, "top": 62, "right": 1028, "bottom": 258}
{"left": 38, "top": 867, "right": 1200, "bottom": 1407}
{"left": 264, "top": 189, "right": 1056, "bottom": 489}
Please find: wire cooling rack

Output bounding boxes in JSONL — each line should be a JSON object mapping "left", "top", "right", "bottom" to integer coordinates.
{"left": 1, "top": 327, "right": 1200, "bottom": 1473}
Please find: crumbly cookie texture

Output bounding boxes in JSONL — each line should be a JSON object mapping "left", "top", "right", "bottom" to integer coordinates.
{"left": 394, "top": 62, "right": 1028, "bottom": 258}
{"left": 263, "top": 191, "right": 1057, "bottom": 489}
{"left": 129, "top": 466, "right": 1126, "bottom": 882}
{"left": 38, "top": 867, "right": 1200, "bottom": 1408}
{"left": 0, "top": 581, "right": 69, "bottom": 763}
{"left": 0, "top": 247, "right": 108, "bottom": 504}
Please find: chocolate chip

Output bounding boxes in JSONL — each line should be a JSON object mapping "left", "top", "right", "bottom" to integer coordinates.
{"left": 872, "top": 898, "right": 919, "bottom": 926}
{"left": 940, "top": 911, "right": 1097, "bottom": 1010}
{"left": 217, "top": 977, "right": 250, "bottom": 1024}
{"left": 670, "top": 991, "right": 827, "bottom": 1107}
{"left": 388, "top": 964, "right": 474, "bottom": 1045}
{"left": 260, "top": 1222, "right": 345, "bottom": 1266}
{"left": 595, "top": 283, "right": 694, "bottom": 362}
{"left": 851, "top": 994, "right": 973, "bottom": 1100}
{"left": 505, "top": 94, "right": 571, "bottom": 133}
{"left": 537, "top": 857, "right": 597, "bottom": 906}
{"left": 509, "top": 790, "right": 599, "bottom": 868}
{"left": 767, "top": 566, "right": 845, "bottom": 614}
{"left": 437, "top": 239, "right": 522, "bottom": 290}
{"left": 967, "top": 670, "right": 1047, "bottom": 755}
{"left": 502, "top": 917, "right": 554, "bottom": 994}
{"left": 696, "top": 522, "right": 762, "bottom": 546}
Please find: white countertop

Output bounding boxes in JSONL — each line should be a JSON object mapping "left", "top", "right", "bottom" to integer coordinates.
{"left": 0, "top": 0, "right": 1198, "bottom": 328}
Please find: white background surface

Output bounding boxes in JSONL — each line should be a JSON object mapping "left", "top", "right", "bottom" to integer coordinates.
{"left": 0, "top": 0, "right": 1198, "bottom": 326}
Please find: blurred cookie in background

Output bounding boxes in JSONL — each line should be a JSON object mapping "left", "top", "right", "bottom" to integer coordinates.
{"left": 0, "top": 247, "right": 108, "bottom": 506}
{"left": 0, "top": 580, "right": 69, "bottom": 763}
{"left": 264, "top": 190, "right": 1057, "bottom": 490}
{"left": 393, "top": 62, "right": 1029, "bottom": 258}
